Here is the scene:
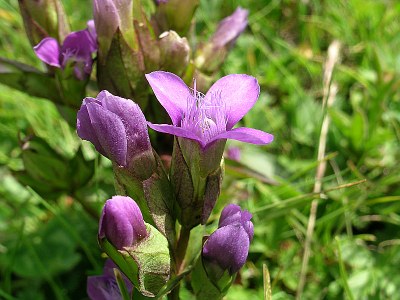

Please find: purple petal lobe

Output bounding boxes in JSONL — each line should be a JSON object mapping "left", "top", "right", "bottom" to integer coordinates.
{"left": 77, "top": 99, "right": 107, "bottom": 157}
{"left": 205, "top": 74, "right": 260, "bottom": 129}
{"left": 86, "top": 102, "right": 127, "bottom": 166}
{"left": 203, "top": 224, "right": 250, "bottom": 274}
{"left": 145, "top": 71, "right": 192, "bottom": 125}
{"left": 148, "top": 123, "right": 205, "bottom": 147}
{"left": 211, "top": 127, "right": 274, "bottom": 145}
{"left": 33, "top": 38, "right": 61, "bottom": 67}
{"left": 87, "top": 275, "right": 122, "bottom": 300}
{"left": 219, "top": 204, "right": 242, "bottom": 227}
{"left": 61, "top": 29, "right": 95, "bottom": 68}
{"left": 100, "top": 91, "right": 152, "bottom": 163}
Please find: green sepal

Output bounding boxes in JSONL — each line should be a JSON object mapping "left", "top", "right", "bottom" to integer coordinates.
{"left": 191, "top": 256, "right": 235, "bottom": 300}
{"left": 170, "top": 138, "right": 225, "bottom": 228}
{"left": 99, "top": 223, "right": 171, "bottom": 297}
{"left": 113, "top": 151, "right": 176, "bottom": 246}
{"left": 18, "top": 0, "right": 70, "bottom": 46}
{"left": 97, "top": 29, "right": 148, "bottom": 109}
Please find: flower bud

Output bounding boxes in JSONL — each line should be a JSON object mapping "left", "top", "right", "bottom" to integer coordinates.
{"left": 87, "top": 259, "right": 133, "bottom": 300}
{"left": 195, "top": 7, "right": 248, "bottom": 75}
{"left": 93, "top": 0, "right": 134, "bottom": 59}
{"left": 203, "top": 204, "right": 253, "bottom": 274}
{"left": 99, "top": 196, "right": 147, "bottom": 249}
{"left": 18, "top": 0, "right": 70, "bottom": 46}
{"left": 77, "top": 90, "right": 156, "bottom": 179}
{"left": 159, "top": 31, "right": 190, "bottom": 76}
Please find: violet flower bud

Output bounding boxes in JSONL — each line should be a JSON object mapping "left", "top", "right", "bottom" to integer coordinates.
{"left": 202, "top": 204, "right": 253, "bottom": 274}
{"left": 93, "top": 0, "right": 134, "bottom": 58}
{"left": 226, "top": 146, "right": 241, "bottom": 161}
{"left": 195, "top": 7, "right": 248, "bottom": 74}
{"left": 76, "top": 90, "right": 156, "bottom": 179}
{"left": 99, "top": 196, "right": 147, "bottom": 249}
{"left": 87, "top": 259, "right": 133, "bottom": 300}
{"left": 33, "top": 21, "right": 97, "bottom": 80}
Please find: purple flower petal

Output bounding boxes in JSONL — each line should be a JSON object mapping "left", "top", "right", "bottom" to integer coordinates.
{"left": 205, "top": 74, "right": 260, "bottom": 129}
{"left": 33, "top": 37, "right": 61, "bottom": 67}
{"left": 77, "top": 99, "right": 108, "bottom": 157}
{"left": 87, "top": 19, "right": 98, "bottom": 52}
{"left": 211, "top": 127, "right": 274, "bottom": 145}
{"left": 148, "top": 123, "right": 205, "bottom": 147}
{"left": 145, "top": 71, "right": 192, "bottom": 125}
{"left": 100, "top": 91, "right": 152, "bottom": 164}
{"left": 86, "top": 102, "right": 128, "bottom": 166}
{"left": 87, "top": 274, "right": 122, "bottom": 300}
{"left": 203, "top": 224, "right": 250, "bottom": 274}
{"left": 219, "top": 204, "right": 242, "bottom": 227}
{"left": 61, "top": 29, "right": 95, "bottom": 68}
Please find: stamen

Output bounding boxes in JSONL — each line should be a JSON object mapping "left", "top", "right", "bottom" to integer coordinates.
{"left": 180, "top": 86, "right": 227, "bottom": 143}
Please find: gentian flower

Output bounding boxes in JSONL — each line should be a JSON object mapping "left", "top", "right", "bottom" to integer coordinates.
{"left": 33, "top": 20, "right": 97, "bottom": 80}
{"left": 87, "top": 259, "right": 133, "bottom": 300}
{"left": 99, "top": 196, "right": 147, "bottom": 249}
{"left": 76, "top": 90, "right": 155, "bottom": 179}
{"left": 202, "top": 204, "right": 253, "bottom": 274}
{"left": 145, "top": 71, "right": 274, "bottom": 148}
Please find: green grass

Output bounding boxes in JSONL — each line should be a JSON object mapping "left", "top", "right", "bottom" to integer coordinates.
{"left": 1, "top": 0, "right": 400, "bottom": 299}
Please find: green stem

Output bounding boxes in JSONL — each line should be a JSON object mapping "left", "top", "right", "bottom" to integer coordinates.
{"left": 169, "top": 226, "right": 191, "bottom": 300}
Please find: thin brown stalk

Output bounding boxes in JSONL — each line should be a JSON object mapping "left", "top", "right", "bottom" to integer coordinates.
{"left": 296, "top": 40, "right": 340, "bottom": 299}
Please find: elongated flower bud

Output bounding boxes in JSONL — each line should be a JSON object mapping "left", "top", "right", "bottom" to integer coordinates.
{"left": 19, "top": 0, "right": 70, "bottom": 46}
{"left": 203, "top": 204, "right": 253, "bottom": 274}
{"left": 77, "top": 90, "right": 156, "bottom": 179}
{"left": 99, "top": 196, "right": 147, "bottom": 249}
{"left": 93, "top": 0, "right": 134, "bottom": 59}
{"left": 195, "top": 7, "right": 248, "bottom": 75}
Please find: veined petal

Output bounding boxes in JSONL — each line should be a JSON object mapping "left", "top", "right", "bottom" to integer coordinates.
{"left": 205, "top": 74, "right": 260, "bottom": 129}
{"left": 86, "top": 102, "right": 127, "bottom": 166}
{"left": 100, "top": 91, "right": 152, "bottom": 163}
{"left": 148, "top": 123, "right": 206, "bottom": 147}
{"left": 211, "top": 127, "right": 274, "bottom": 145}
{"left": 77, "top": 98, "right": 107, "bottom": 157}
{"left": 33, "top": 38, "right": 61, "bottom": 67}
{"left": 145, "top": 71, "right": 192, "bottom": 125}
{"left": 61, "top": 29, "right": 95, "bottom": 67}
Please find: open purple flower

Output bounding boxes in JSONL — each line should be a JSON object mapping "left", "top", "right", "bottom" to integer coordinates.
{"left": 87, "top": 259, "right": 133, "bottom": 300}
{"left": 99, "top": 196, "right": 147, "bottom": 249}
{"left": 202, "top": 204, "right": 253, "bottom": 274}
{"left": 34, "top": 20, "right": 97, "bottom": 80}
{"left": 145, "top": 71, "right": 274, "bottom": 148}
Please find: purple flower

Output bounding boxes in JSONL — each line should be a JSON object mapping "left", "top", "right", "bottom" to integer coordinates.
{"left": 211, "top": 7, "right": 248, "bottom": 49}
{"left": 145, "top": 71, "right": 274, "bottom": 148}
{"left": 99, "top": 196, "right": 147, "bottom": 249}
{"left": 76, "top": 90, "right": 155, "bottom": 178}
{"left": 202, "top": 204, "right": 253, "bottom": 274}
{"left": 33, "top": 21, "right": 97, "bottom": 80}
{"left": 87, "top": 259, "right": 133, "bottom": 300}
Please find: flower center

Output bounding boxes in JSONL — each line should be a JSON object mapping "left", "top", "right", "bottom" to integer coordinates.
{"left": 180, "top": 81, "right": 227, "bottom": 143}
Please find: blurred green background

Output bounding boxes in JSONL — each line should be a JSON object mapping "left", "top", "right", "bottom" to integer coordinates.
{"left": 1, "top": 0, "right": 399, "bottom": 299}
